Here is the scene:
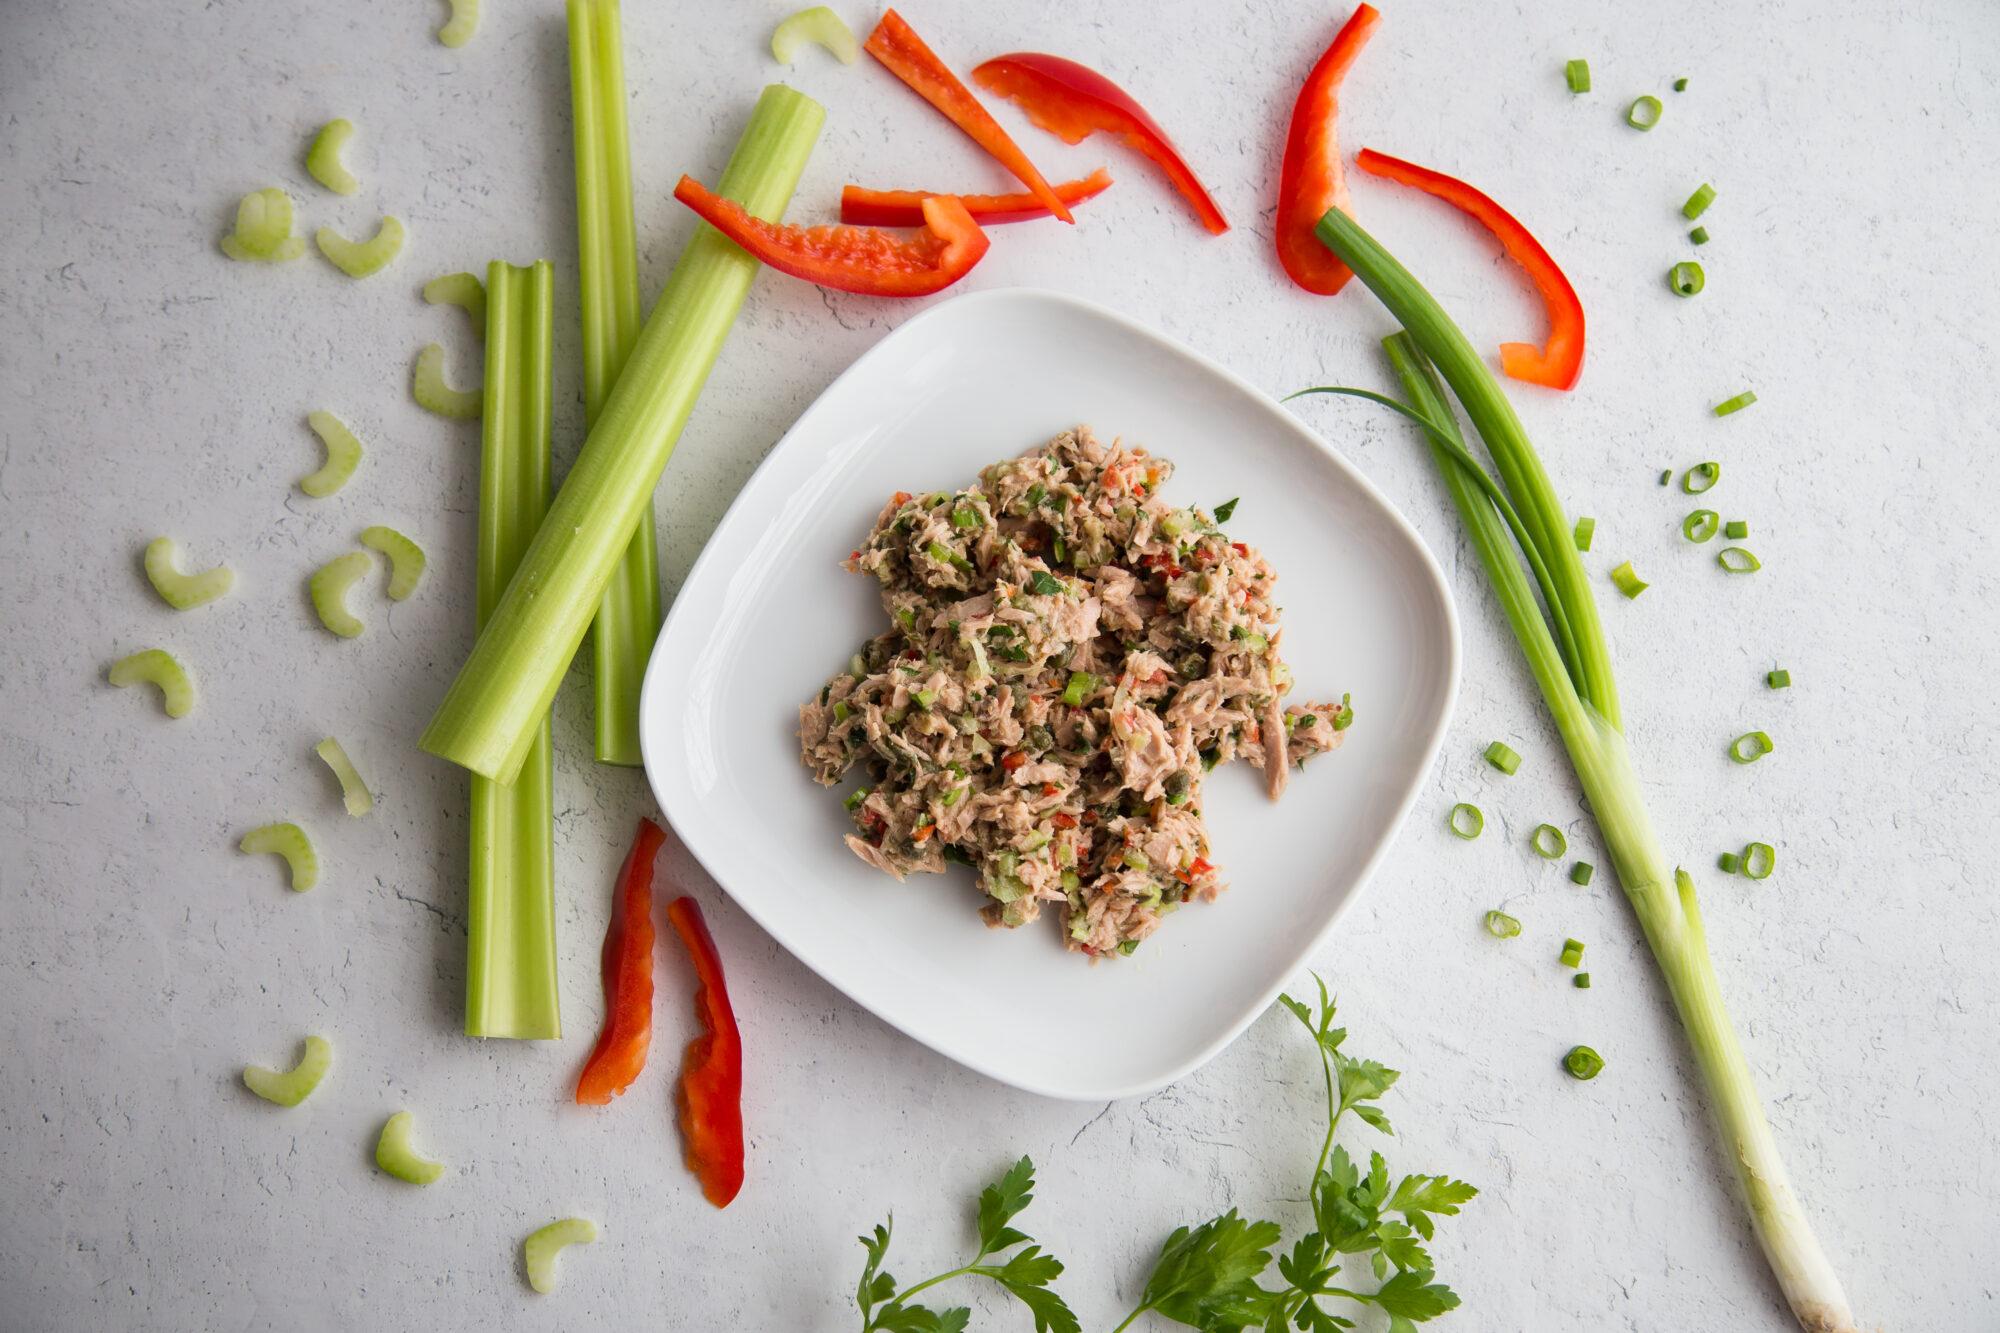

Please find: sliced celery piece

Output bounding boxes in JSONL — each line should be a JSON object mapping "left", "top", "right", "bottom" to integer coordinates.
{"left": 359, "top": 525, "right": 426, "bottom": 600}
{"left": 438, "top": 0, "right": 479, "bottom": 46}
{"left": 413, "top": 343, "right": 481, "bottom": 419}
{"left": 306, "top": 119, "right": 359, "bottom": 195}
{"left": 315, "top": 216, "right": 405, "bottom": 278}
{"left": 424, "top": 272, "right": 487, "bottom": 335}
{"left": 771, "top": 5, "right": 859, "bottom": 64}
{"left": 310, "top": 551, "right": 374, "bottom": 638}
{"left": 239, "top": 822, "right": 317, "bottom": 891}
{"left": 465, "top": 260, "right": 560, "bottom": 1040}
{"left": 422, "top": 85, "right": 824, "bottom": 783}
{"left": 143, "top": 537, "right": 234, "bottom": 610}
{"left": 569, "top": 0, "right": 659, "bottom": 766}
{"left": 314, "top": 737, "right": 374, "bottom": 816}
{"left": 301, "top": 411, "right": 364, "bottom": 497}
{"left": 221, "top": 234, "right": 305, "bottom": 263}
{"left": 242, "top": 1035, "right": 332, "bottom": 1106}
{"left": 108, "top": 648, "right": 195, "bottom": 718}
{"left": 374, "top": 1111, "right": 445, "bottom": 1184}
{"left": 523, "top": 1217, "right": 598, "bottom": 1293}
{"left": 225, "top": 188, "right": 297, "bottom": 259}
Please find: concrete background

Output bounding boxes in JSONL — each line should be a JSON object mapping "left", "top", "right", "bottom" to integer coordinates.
{"left": 3, "top": 0, "right": 1996, "bottom": 1328}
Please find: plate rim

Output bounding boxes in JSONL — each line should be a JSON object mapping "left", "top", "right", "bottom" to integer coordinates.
{"left": 640, "top": 285, "right": 1462, "bottom": 1101}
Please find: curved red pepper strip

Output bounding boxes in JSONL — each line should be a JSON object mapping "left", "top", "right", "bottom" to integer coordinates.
{"left": 1354, "top": 148, "right": 1587, "bottom": 390}
{"left": 673, "top": 176, "right": 990, "bottom": 299}
{"left": 666, "top": 895, "right": 743, "bottom": 1209}
{"left": 1275, "top": 3, "right": 1380, "bottom": 295}
{"left": 574, "top": 817, "right": 664, "bottom": 1105}
{"left": 864, "top": 10, "right": 1073, "bottom": 224}
{"left": 970, "top": 53, "right": 1228, "bottom": 235}
{"left": 840, "top": 169, "right": 1114, "bottom": 228}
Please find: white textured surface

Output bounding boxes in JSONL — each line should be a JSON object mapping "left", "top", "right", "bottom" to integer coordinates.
{"left": 2, "top": 1, "right": 1996, "bottom": 1329}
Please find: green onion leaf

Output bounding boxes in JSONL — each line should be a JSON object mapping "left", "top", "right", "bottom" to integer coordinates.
{"left": 1625, "top": 95, "right": 1663, "bottom": 130}
{"left": 1669, "top": 261, "right": 1705, "bottom": 297}
{"left": 1563, "top": 1045, "right": 1605, "bottom": 1080}
{"left": 1532, "top": 823, "right": 1567, "bottom": 859}
{"left": 1565, "top": 59, "right": 1591, "bottom": 94}
{"left": 1717, "top": 546, "right": 1762, "bottom": 573}
{"left": 1714, "top": 390, "right": 1758, "bottom": 416}
{"left": 1610, "top": 561, "right": 1649, "bottom": 599}
{"left": 1484, "top": 909, "right": 1522, "bottom": 938}
{"left": 1484, "top": 740, "right": 1522, "bottom": 774}
{"left": 1724, "top": 519, "right": 1749, "bottom": 540}
{"left": 1573, "top": 515, "right": 1595, "bottom": 551}
{"left": 844, "top": 786, "right": 870, "bottom": 810}
{"left": 1682, "top": 509, "right": 1720, "bottom": 543}
{"left": 1212, "top": 496, "right": 1239, "bottom": 523}
{"left": 1766, "top": 668, "right": 1791, "bottom": 689}
{"left": 1570, "top": 860, "right": 1594, "bottom": 886}
{"left": 1728, "top": 730, "right": 1774, "bottom": 764}
{"left": 1740, "top": 841, "right": 1776, "bottom": 881}
{"left": 1682, "top": 183, "right": 1717, "bottom": 220}
{"left": 1448, "top": 802, "right": 1484, "bottom": 840}
{"left": 1682, "top": 461, "right": 1720, "bottom": 494}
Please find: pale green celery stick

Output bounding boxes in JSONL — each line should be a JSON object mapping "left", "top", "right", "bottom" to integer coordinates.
{"left": 301, "top": 411, "right": 364, "bottom": 497}
{"left": 239, "top": 822, "right": 317, "bottom": 891}
{"left": 310, "top": 551, "right": 374, "bottom": 637}
{"left": 306, "top": 119, "right": 359, "bottom": 195}
{"left": 375, "top": 1110, "right": 445, "bottom": 1183}
{"left": 413, "top": 344, "right": 481, "bottom": 419}
{"left": 1315, "top": 205, "right": 1858, "bottom": 1333}
{"left": 221, "top": 234, "right": 305, "bottom": 263}
{"left": 314, "top": 737, "right": 374, "bottom": 816}
{"left": 438, "top": 0, "right": 479, "bottom": 46}
{"left": 464, "top": 260, "right": 560, "bottom": 1041}
{"left": 315, "top": 216, "right": 405, "bottom": 278}
{"left": 569, "top": 0, "right": 659, "bottom": 767}
{"left": 228, "top": 188, "right": 295, "bottom": 257}
{"left": 523, "top": 1218, "right": 598, "bottom": 1293}
{"left": 422, "top": 85, "right": 824, "bottom": 782}
{"left": 359, "top": 525, "right": 426, "bottom": 600}
{"left": 771, "top": 5, "right": 860, "bottom": 64}
{"left": 243, "top": 1035, "right": 332, "bottom": 1106}
{"left": 108, "top": 648, "right": 195, "bottom": 717}
{"left": 143, "top": 537, "right": 234, "bottom": 610}
{"left": 424, "top": 272, "right": 487, "bottom": 334}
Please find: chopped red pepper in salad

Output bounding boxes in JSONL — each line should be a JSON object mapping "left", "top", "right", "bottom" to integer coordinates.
{"left": 1275, "top": 3, "right": 1380, "bottom": 294}
{"left": 1354, "top": 147, "right": 1587, "bottom": 389}
{"left": 666, "top": 895, "right": 744, "bottom": 1209}
{"left": 574, "top": 817, "right": 664, "bottom": 1106}
{"left": 839, "top": 168, "right": 1114, "bottom": 227}
{"left": 971, "top": 52, "right": 1229, "bottom": 235}
{"left": 673, "top": 176, "right": 990, "bottom": 298}
{"left": 864, "top": 9, "right": 1074, "bottom": 224}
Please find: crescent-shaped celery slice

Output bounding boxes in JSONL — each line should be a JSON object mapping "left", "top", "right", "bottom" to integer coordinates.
{"left": 771, "top": 6, "right": 860, "bottom": 64}
{"left": 310, "top": 551, "right": 374, "bottom": 638}
{"left": 424, "top": 272, "right": 487, "bottom": 334}
{"left": 523, "top": 1217, "right": 598, "bottom": 1293}
{"left": 243, "top": 1035, "right": 333, "bottom": 1106}
{"left": 314, "top": 737, "right": 374, "bottom": 816}
{"left": 358, "top": 526, "right": 426, "bottom": 601}
{"left": 316, "top": 216, "right": 405, "bottom": 278}
{"left": 375, "top": 1111, "right": 445, "bottom": 1184}
{"left": 301, "top": 411, "right": 364, "bottom": 497}
{"left": 108, "top": 648, "right": 196, "bottom": 717}
{"left": 143, "top": 537, "right": 234, "bottom": 610}
{"left": 239, "top": 822, "right": 317, "bottom": 891}
{"left": 438, "top": 0, "right": 479, "bottom": 47}
{"left": 222, "top": 188, "right": 300, "bottom": 261}
{"left": 412, "top": 344, "right": 481, "bottom": 419}
{"left": 306, "top": 119, "right": 359, "bottom": 195}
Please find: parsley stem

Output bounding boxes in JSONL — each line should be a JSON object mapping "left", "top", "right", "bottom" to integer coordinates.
{"left": 869, "top": 1263, "right": 979, "bottom": 1329}
{"left": 1108, "top": 1307, "right": 1149, "bottom": 1333}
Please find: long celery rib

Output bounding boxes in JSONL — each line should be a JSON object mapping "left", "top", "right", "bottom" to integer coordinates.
{"left": 1316, "top": 207, "right": 1857, "bottom": 1333}
{"left": 464, "top": 259, "right": 560, "bottom": 1040}
{"left": 569, "top": 0, "right": 658, "bottom": 767}
{"left": 421, "top": 86, "right": 825, "bottom": 782}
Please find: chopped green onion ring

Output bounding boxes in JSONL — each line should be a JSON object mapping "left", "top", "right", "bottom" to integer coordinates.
{"left": 306, "top": 119, "right": 359, "bottom": 195}
{"left": 1484, "top": 740, "right": 1521, "bottom": 774}
{"left": 770, "top": 5, "right": 860, "bottom": 64}
{"left": 1573, "top": 515, "right": 1595, "bottom": 551}
{"left": 424, "top": 272, "right": 487, "bottom": 334}
{"left": 310, "top": 551, "right": 374, "bottom": 638}
{"left": 1669, "top": 261, "right": 1705, "bottom": 297}
{"left": 1689, "top": 225, "right": 1710, "bottom": 246}
{"left": 1766, "top": 668, "right": 1791, "bottom": 689}
{"left": 1682, "top": 509, "right": 1720, "bottom": 543}
{"left": 1724, "top": 519, "right": 1749, "bottom": 540}
{"left": 1564, "top": 59, "right": 1591, "bottom": 94}
{"left": 315, "top": 216, "right": 405, "bottom": 278}
{"left": 1560, "top": 937, "right": 1585, "bottom": 967}
{"left": 1682, "top": 461, "right": 1721, "bottom": 494}
{"left": 315, "top": 737, "right": 374, "bottom": 817}
{"left": 375, "top": 1110, "right": 446, "bottom": 1184}
{"left": 1657, "top": 469, "right": 1672, "bottom": 486}
{"left": 359, "top": 525, "right": 427, "bottom": 601}
{"left": 301, "top": 411, "right": 364, "bottom": 497}
{"left": 1682, "top": 183, "right": 1717, "bottom": 220}
{"left": 438, "top": 0, "right": 479, "bottom": 47}
{"left": 239, "top": 822, "right": 317, "bottom": 891}
{"left": 1569, "top": 860, "right": 1594, "bottom": 886}
{"left": 1610, "top": 560, "right": 1648, "bottom": 599}
{"left": 1717, "top": 546, "right": 1762, "bottom": 573}
{"left": 1573, "top": 972, "right": 1592, "bottom": 989}
{"left": 242, "top": 1035, "right": 332, "bottom": 1107}
{"left": 524, "top": 1217, "right": 599, "bottom": 1294}
{"left": 1673, "top": 76, "right": 1690, "bottom": 91}
{"left": 1448, "top": 802, "right": 1484, "bottom": 839}
{"left": 1740, "top": 841, "right": 1776, "bottom": 881}
{"left": 1563, "top": 1045, "right": 1605, "bottom": 1079}
{"left": 1531, "top": 823, "right": 1567, "bottom": 859}
{"left": 108, "top": 648, "right": 195, "bottom": 718}
{"left": 1483, "top": 909, "right": 1522, "bottom": 939}
{"left": 1718, "top": 850, "right": 1742, "bottom": 873}
{"left": 1728, "top": 730, "right": 1774, "bottom": 764}
{"left": 143, "top": 537, "right": 234, "bottom": 610}
{"left": 1714, "top": 390, "right": 1758, "bottom": 416}
{"left": 1061, "top": 671, "right": 1096, "bottom": 707}
{"left": 412, "top": 343, "right": 481, "bottom": 419}
{"left": 1625, "top": 95, "right": 1663, "bottom": 130}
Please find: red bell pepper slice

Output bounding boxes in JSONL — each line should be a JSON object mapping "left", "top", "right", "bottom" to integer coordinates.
{"left": 971, "top": 53, "right": 1229, "bottom": 236}
{"left": 864, "top": 10, "right": 1073, "bottom": 225}
{"left": 673, "top": 175, "right": 990, "bottom": 298}
{"left": 840, "top": 168, "right": 1114, "bottom": 227}
{"left": 1354, "top": 148, "right": 1587, "bottom": 390}
{"left": 665, "top": 895, "right": 744, "bottom": 1209}
{"left": 574, "top": 817, "right": 665, "bottom": 1106}
{"left": 1275, "top": 3, "right": 1380, "bottom": 295}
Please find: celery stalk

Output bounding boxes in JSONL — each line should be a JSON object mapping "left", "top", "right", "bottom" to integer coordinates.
{"left": 421, "top": 85, "right": 824, "bottom": 782}
{"left": 463, "top": 259, "right": 559, "bottom": 1040}
{"left": 568, "top": 0, "right": 659, "bottom": 767}
{"left": 1314, "top": 207, "right": 1857, "bottom": 1333}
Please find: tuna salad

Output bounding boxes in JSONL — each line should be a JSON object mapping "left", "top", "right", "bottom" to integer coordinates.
{"left": 798, "top": 427, "right": 1353, "bottom": 958}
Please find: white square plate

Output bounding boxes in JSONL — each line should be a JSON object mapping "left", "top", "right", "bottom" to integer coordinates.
{"left": 641, "top": 288, "right": 1459, "bottom": 1101}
